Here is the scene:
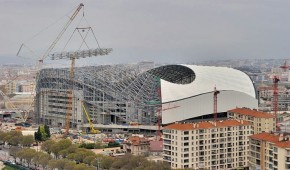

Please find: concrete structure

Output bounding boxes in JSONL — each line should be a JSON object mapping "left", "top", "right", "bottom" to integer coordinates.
{"left": 163, "top": 119, "right": 253, "bottom": 169}
{"left": 228, "top": 108, "right": 276, "bottom": 134}
{"left": 123, "top": 136, "right": 150, "bottom": 156}
{"left": 249, "top": 132, "right": 290, "bottom": 170}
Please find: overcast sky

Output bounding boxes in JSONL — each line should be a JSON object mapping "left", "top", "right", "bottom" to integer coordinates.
{"left": 1, "top": 0, "right": 290, "bottom": 66}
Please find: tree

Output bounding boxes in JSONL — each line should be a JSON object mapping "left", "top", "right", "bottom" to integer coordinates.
{"left": 8, "top": 135, "right": 21, "bottom": 147}
{"left": 59, "top": 149, "right": 69, "bottom": 159}
{"left": 83, "top": 155, "right": 96, "bottom": 166}
{"left": 39, "top": 152, "right": 52, "bottom": 170}
{"left": 9, "top": 147, "right": 20, "bottom": 163}
{"left": 51, "top": 139, "right": 72, "bottom": 158}
{"left": 17, "top": 148, "right": 36, "bottom": 168}
{"left": 35, "top": 124, "right": 50, "bottom": 141}
{"left": 44, "top": 124, "right": 51, "bottom": 138}
{"left": 41, "top": 140, "right": 55, "bottom": 154}
{"left": 5, "top": 131, "right": 22, "bottom": 147}
{"left": 49, "top": 159, "right": 71, "bottom": 170}
{"left": 21, "top": 135, "right": 34, "bottom": 147}
{"left": 32, "top": 152, "right": 42, "bottom": 169}
{"left": 100, "top": 156, "right": 115, "bottom": 169}
{"left": 0, "top": 131, "right": 7, "bottom": 143}
{"left": 74, "top": 163, "right": 95, "bottom": 170}
{"left": 107, "top": 141, "right": 120, "bottom": 148}
{"left": 64, "top": 161, "right": 76, "bottom": 170}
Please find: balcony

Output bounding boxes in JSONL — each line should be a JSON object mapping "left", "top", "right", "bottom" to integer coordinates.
{"left": 199, "top": 157, "right": 205, "bottom": 161}
{"left": 163, "top": 156, "right": 171, "bottom": 161}
{"left": 164, "top": 140, "right": 171, "bottom": 145}
{"left": 163, "top": 151, "right": 171, "bottom": 155}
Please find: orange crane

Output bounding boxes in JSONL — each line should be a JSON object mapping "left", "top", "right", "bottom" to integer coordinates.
{"left": 280, "top": 60, "right": 290, "bottom": 72}
{"left": 213, "top": 86, "right": 220, "bottom": 121}
{"left": 273, "top": 76, "right": 280, "bottom": 129}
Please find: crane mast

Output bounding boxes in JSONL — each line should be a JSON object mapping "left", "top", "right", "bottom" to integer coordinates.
{"left": 213, "top": 86, "right": 220, "bottom": 121}
{"left": 40, "top": 3, "right": 84, "bottom": 63}
{"left": 273, "top": 76, "right": 280, "bottom": 129}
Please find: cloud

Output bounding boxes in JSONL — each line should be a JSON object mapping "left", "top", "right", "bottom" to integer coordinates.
{"left": 1, "top": 0, "right": 290, "bottom": 65}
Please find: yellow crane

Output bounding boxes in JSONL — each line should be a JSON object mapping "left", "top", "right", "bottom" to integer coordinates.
{"left": 81, "top": 102, "right": 100, "bottom": 134}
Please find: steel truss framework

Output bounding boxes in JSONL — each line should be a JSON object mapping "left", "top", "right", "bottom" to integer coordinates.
{"left": 35, "top": 64, "right": 195, "bottom": 126}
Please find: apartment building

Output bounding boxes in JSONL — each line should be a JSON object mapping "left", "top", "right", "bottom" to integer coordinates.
{"left": 228, "top": 108, "right": 276, "bottom": 134}
{"left": 4, "top": 81, "right": 17, "bottom": 95}
{"left": 249, "top": 132, "right": 290, "bottom": 170}
{"left": 163, "top": 119, "right": 253, "bottom": 170}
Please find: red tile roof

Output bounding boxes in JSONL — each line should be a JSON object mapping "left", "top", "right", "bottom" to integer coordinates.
{"left": 249, "top": 132, "right": 290, "bottom": 148}
{"left": 126, "top": 136, "right": 149, "bottom": 146}
{"left": 163, "top": 119, "right": 251, "bottom": 131}
{"left": 228, "top": 108, "right": 275, "bottom": 118}
{"left": 275, "top": 141, "right": 290, "bottom": 148}
{"left": 149, "top": 141, "right": 163, "bottom": 152}
{"left": 249, "top": 132, "right": 280, "bottom": 143}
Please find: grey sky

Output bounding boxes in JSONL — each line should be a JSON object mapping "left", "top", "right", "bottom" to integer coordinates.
{"left": 1, "top": 0, "right": 290, "bottom": 65}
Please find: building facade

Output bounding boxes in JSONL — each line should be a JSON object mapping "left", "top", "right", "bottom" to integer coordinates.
{"left": 163, "top": 119, "right": 253, "bottom": 169}
{"left": 228, "top": 108, "right": 276, "bottom": 134}
{"left": 249, "top": 132, "right": 290, "bottom": 170}
{"left": 123, "top": 136, "right": 150, "bottom": 156}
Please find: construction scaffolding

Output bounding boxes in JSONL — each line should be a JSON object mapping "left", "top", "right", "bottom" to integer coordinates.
{"left": 35, "top": 64, "right": 195, "bottom": 129}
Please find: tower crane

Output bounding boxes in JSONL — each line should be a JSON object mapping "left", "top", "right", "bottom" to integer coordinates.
{"left": 17, "top": 3, "right": 85, "bottom": 68}
{"left": 273, "top": 76, "right": 280, "bottom": 129}
{"left": 51, "top": 48, "right": 112, "bottom": 135}
{"left": 14, "top": 3, "right": 86, "bottom": 123}
{"left": 280, "top": 60, "right": 290, "bottom": 72}
{"left": 213, "top": 86, "right": 220, "bottom": 121}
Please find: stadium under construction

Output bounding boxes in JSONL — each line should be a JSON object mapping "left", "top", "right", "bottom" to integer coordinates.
{"left": 35, "top": 63, "right": 258, "bottom": 133}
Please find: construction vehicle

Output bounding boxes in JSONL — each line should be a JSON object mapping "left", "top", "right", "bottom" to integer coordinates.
{"left": 81, "top": 102, "right": 100, "bottom": 134}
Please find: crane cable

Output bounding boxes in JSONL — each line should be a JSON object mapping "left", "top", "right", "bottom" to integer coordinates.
{"left": 61, "top": 6, "right": 102, "bottom": 53}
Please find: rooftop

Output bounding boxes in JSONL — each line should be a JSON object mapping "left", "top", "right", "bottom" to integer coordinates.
{"left": 163, "top": 119, "right": 251, "bottom": 131}
{"left": 125, "top": 136, "right": 150, "bottom": 146}
{"left": 249, "top": 132, "right": 290, "bottom": 148}
{"left": 228, "top": 108, "right": 275, "bottom": 118}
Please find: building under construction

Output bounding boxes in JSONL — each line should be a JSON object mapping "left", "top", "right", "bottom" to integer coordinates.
{"left": 35, "top": 63, "right": 195, "bottom": 130}
{"left": 35, "top": 64, "right": 258, "bottom": 132}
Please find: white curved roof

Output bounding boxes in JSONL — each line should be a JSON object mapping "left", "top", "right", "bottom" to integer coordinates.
{"left": 161, "top": 65, "right": 256, "bottom": 103}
